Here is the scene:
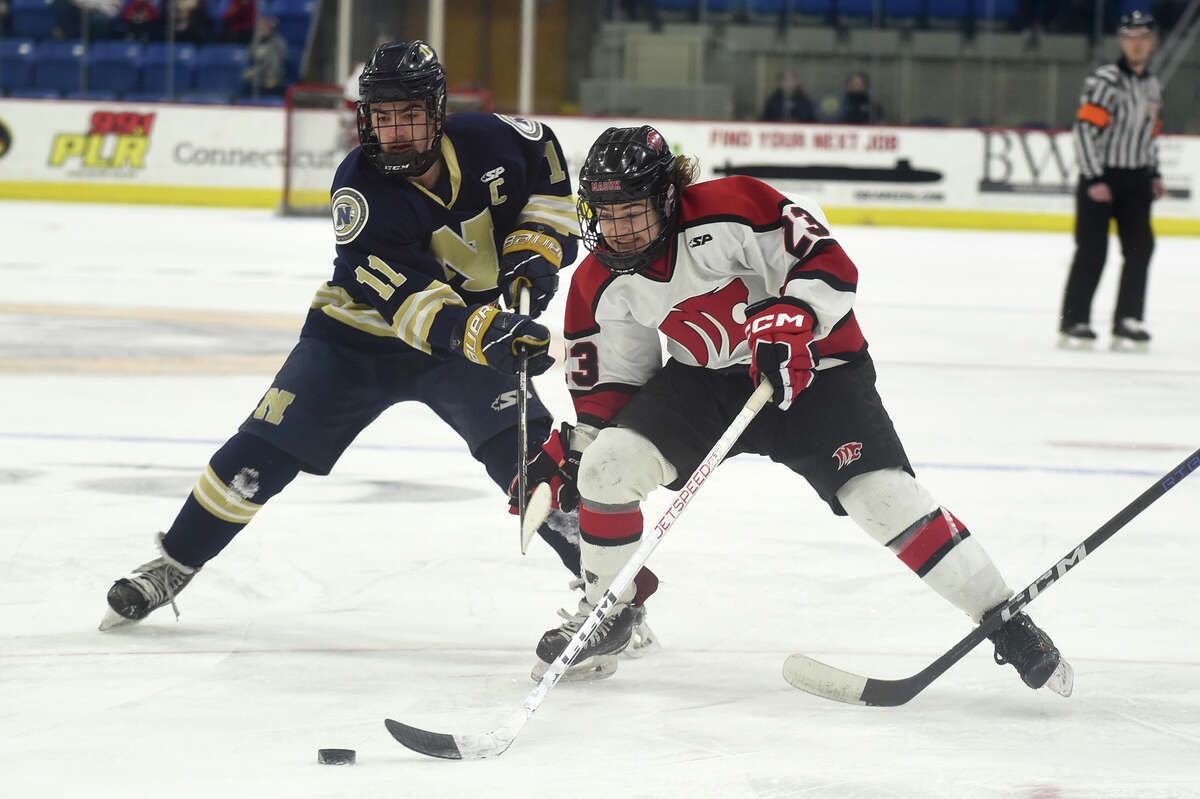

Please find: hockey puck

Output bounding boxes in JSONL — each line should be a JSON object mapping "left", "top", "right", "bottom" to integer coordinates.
{"left": 317, "top": 748, "right": 356, "bottom": 765}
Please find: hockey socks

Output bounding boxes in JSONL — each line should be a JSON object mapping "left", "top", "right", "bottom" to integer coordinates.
{"left": 162, "top": 432, "right": 301, "bottom": 566}
{"left": 579, "top": 499, "right": 643, "bottom": 606}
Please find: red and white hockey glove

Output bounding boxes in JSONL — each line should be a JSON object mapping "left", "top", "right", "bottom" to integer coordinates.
{"left": 744, "top": 297, "right": 817, "bottom": 411}
{"left": 508, "top": 422, "right": 581, "bottom": 515}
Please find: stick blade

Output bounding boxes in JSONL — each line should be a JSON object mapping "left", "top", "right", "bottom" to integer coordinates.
{"left": 520, "top": 482, "right": 553, "bottom": 554}
{"left": 384, "top": 718, "right": 515, "bottom": 760}
{"left": 782, "top": 654, "right": 869, "bottom": 705}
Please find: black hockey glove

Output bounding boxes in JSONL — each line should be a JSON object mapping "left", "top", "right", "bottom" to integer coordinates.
{"left": 455, "top": 304, "right": 554, "bottom": 375}
{"left": 509, "top": 422, "right": 581, "bottom": 514}
{"left": 498, "top": 228, "right": 563, "bottom": 318}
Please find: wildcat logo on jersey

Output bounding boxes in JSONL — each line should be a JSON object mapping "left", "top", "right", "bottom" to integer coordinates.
{"left": 833, "top": 442, "right": 863, "bottom": 470}
{"left": 659, "top": 279, "right": 748, "bottom": 367}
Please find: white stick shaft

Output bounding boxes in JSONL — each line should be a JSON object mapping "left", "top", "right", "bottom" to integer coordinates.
{"left": 518, "top": 381, "right": 774, "bottom": 717}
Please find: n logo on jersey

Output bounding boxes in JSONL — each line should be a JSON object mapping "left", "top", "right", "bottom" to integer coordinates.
{"left": 833, "top": 442, "right": 863, "bottom": 470}
{"left": 332, "top": 187, "right": 369, "bottom": 244}
{"left": 252, "top": 388, "right": 296, "bottom": 425}
{"left": 659, "top": 279, "right": 748, "bottom": 367}
{"left": 431, "top": 208, "right": 499, "bottom": 292}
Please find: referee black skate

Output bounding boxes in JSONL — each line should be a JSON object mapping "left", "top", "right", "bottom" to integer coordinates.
{"left": 1059, "top": 10, "right": 1165, "bottom": 351}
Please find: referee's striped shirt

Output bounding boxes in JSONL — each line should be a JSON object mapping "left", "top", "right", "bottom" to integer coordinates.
{"left": 1072, "top": 57, "right": 1162, "bottom": 182}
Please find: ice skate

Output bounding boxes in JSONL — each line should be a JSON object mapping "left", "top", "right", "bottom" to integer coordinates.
{"left": 1057, "top": 323, "right": 1097, "bottom": 350}
{"left": 531, "top": 567, "right": 659, "bottom": 680}
{"left": 1111, "top": 317, "right": 1151, "bottom": 352}
{"left": 99, "top": 533, "right": 199, "bottom": 631}
{"left": 987, "top": 609, "right": 1073, "bottom": 696}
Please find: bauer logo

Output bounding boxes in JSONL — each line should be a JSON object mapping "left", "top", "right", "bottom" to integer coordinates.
{"left": 48, "top": 110, "right": 155, "bottom": 177}
{"left": 332, "top": 187, "right": 369, "bottom": 244}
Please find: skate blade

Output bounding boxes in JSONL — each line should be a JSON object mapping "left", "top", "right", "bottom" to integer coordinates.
{"left": 1044, "top": 659, "right": 1074, "bottom": 697}
{"left": 1057, "top": 335, "right": 1096, "bottom": 351}
{"left": 530, "top": 654, "right": 618, "bottom": 683}
{"left": 98, "top": 607, "right": 137, "bottom": 631}
{"left": 1109, "top": 338, "right": 1149, "bottom": 353}
{"left": 622, "top": 621, "right": 661, "bottom": 659}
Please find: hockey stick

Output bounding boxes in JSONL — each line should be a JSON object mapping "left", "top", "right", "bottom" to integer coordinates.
{"left": 516, "top": 287, "right": 532, "bottom": 551}
{"left": 783, "top": 446, "right": 1200, "bottom": 706}
{"left": 385, "top": 380, "right": 776, "bottom": 759}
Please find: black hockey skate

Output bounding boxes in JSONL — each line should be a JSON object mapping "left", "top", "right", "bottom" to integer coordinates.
{"left": 1058, "top": 322, "right": 1098, "bottom": 350}
{"left": 99, "top": 534, "right": 199, "bottom": 631}
{"left": 531, "top": 567, "right": 659, "bottom": 681}
{"left": 987, "top": 609, "right": 1073, "bottom": 696}
{"left": 1111, "top": 317, "right": 1151, "bottom": 351}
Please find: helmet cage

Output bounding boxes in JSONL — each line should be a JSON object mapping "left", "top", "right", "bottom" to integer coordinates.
{"left": 356, "top": 41, "right": 447, "bottom": 177}
{"left": 576, "top": 127, "right": 678, "bottom": 275}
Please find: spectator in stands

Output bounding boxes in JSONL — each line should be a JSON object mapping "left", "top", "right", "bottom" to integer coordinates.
{"left": 762, "top": 71, "right": 815, "bottom": 123}
{"left": 243, "top": 15, "right": 287, "bottom": 95}
{"left": 221, "top": 0, "right": 256, "bottom": 43}
{"left": 173, "top": 0, "right": 212, "bottom": 44}
{"left": 121, "top": 0, "right": 162, "bottom": 42}
{"left": 50, "top": 0, "right": 82, "bottom": 39}
{"left": 0, "top": 0, "right": 11, "bottom": 37}
{"left": 840, "top": 72, "right": 882, "bottom": 124}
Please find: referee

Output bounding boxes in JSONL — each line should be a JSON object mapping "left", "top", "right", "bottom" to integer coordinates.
{"left": 1059, "top": 10, "right": 1165, "bottom": 350}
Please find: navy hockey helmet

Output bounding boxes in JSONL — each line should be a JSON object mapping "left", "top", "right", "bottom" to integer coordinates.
{"left": 1118, "top": 10, "right": 1156, "bottom": 35}
{"left": 577, "top": 125, "right": 679, "bottom": 275}
{"left": 356, "top": 40, "right": 447, "bottom": 176}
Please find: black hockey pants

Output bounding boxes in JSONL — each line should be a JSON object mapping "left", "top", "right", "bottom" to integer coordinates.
{"left": 1059, "top": 167, "right": 1156, "bottom": 331}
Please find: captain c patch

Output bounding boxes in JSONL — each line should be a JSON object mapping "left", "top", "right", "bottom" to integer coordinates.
{"left": 332, "top": 186, "right": 369, "bottom": 244}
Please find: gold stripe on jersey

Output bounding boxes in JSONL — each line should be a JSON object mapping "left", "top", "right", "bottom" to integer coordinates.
{"left": 311, "top": 282, "right": 394, "bottom": 337}
{"left": 192, "top": 465, "right": 263, "bottom": 524}
{"left": 519, "top": 194, "right": 578, "bottom": 237}
{"left": 408, "top": 136, "right": 462, "bottom": 209}
{"left": 391, "top": 283, "right": 466, "bottom": 354}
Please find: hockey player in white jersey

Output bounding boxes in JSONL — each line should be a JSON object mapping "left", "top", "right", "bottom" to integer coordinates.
{"left": 517, "top": 125, "right": 1074, "bottom": 694}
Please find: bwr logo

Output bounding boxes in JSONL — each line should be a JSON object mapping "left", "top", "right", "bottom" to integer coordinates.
{"left": 832, "top": 442, "right": 863, "bottom": 470}
{"left": 689, "top": 233, "right": 713, "bottom": 248}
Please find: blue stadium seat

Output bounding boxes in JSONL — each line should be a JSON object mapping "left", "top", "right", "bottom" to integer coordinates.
{"left": 142, "top": 43, "right": 197, "bottom": 94}
{"left": 791, "top": 0, "right": 834, "bottom": 14}
{"left": 192, "top": 43, "right": 247, "bottom": 93}
{"left": 276, "top": 7, "right": 314, "bottom": 49}
{"left": 0, "top": 39, "right": 38, "bottom": 92}
{"left": 32, "top": 40, "right": 85, "bottom": 93}
{"left": 178, "top": 90, "right": 232, "bottom": 104}
{"left": 837, "top": 0, "right": 877, "bottom": 18}
{"left": 66, "top": 89, "right": 119, "bottom": 100}
{"left": 10, "top": 0, "right": 58, "bottom": 40}
{"left": 88, "top": 41, "right": 142, "bottom": 94}
{"left": 928, "top": 0, "right": 970, "bottom": 19}
{"left": 886, "top": 0, "right": 924, "bottom": 17}
{"left": 7, "top": 87, "right": 60, "bottom": 98}
{"left": 976, "top": 0, "right": 1017, "bottom": 19}
{"left": 122, "top": 91, "right": 170, "bottom": 103}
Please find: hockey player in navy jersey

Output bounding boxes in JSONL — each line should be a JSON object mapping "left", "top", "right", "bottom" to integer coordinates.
{"left": 516, "top": 125, "right": 1073, "bottom": 694}
{"left": 99, "top": 41, "right": 611, "bottom": 631}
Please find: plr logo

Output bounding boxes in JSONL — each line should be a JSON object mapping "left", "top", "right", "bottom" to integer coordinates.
{"left": 49, "top": 110, "right": 155, "bottom": 173}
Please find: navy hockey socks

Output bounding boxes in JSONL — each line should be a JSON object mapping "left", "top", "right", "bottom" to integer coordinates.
{"left": 161, "top": 432, "right": 301, "bottom": 567}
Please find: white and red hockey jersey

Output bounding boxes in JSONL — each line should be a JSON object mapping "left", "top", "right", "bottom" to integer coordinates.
{"left": 564, "top": 175, "right": 867, "bottom": 427}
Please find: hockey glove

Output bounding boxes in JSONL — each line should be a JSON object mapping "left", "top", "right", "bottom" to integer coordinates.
{"left": 457, "top": 304, "right": 554, "bottom": 375}
{"left": 498, "top": 229, "right": 563, "bottom": 318}
{"left": 744, "top": 297, "right": 817, "bottom": 411}
{"left": 509, "top": 422, "right": 581, "bottom": 514}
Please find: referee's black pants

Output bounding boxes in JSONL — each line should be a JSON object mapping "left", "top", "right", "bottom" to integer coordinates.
{"left": 1059, "top": 168, "right": 1155, "bottom": 331}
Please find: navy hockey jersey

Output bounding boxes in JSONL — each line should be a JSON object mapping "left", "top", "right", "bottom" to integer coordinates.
{"left": 301, "top": 112, "right": 578, "bottom": 355}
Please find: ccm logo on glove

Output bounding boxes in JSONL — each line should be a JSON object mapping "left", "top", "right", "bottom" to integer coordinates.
{"left": 744, "top": 297, "right": 817, "bottom": 411}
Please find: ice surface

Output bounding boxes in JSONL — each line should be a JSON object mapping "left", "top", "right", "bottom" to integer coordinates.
{"left": 2, "top": 201, "right": 1198, "bottom": 798}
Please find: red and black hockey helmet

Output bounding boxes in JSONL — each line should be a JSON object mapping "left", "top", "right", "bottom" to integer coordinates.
{"left": 577, "top": 125, "right": 679, "bottom": 275}
{"left": 356, "top": 40, "right": 447, "bottom": 177}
